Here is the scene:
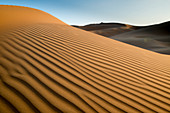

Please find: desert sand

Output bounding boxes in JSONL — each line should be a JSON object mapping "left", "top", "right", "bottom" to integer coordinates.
{"left": 73, "top": 23, "right": 139, "bottom": 37}
{"left": 113, "top": 22, "right": 170, "bottom": 54}
{"left": 0, "top": 5, "right": 170, "bottom": 113}
{"left": 75, "top": 22, "right": 170, "bottom": 54}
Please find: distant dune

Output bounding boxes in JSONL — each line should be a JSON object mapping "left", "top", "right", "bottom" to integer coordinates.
{"left": 113, "top": 21, "right": 170, "bottom": 54}
{"left": 73, "top": 23, "right": 141, "bottom": 37}
{"left": 0, "top": 5, "right": 170, "bottom": 113}
{"left": 74, "top": 22, "right": 170, "bottom": 54}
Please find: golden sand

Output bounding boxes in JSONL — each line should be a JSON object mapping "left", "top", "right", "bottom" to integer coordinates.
{"left": 0, "top": 5, "right": 170, "bottom": 113}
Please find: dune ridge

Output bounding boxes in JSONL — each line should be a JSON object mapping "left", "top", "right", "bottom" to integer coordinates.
{"left": 74, "top": 22, "right": 170, "bottom": 54}
{"left": 0, "top": 6, "right": 170, "bottom": 113}
{"left": 0, "top": 5, "right": 66, "bottom": 32}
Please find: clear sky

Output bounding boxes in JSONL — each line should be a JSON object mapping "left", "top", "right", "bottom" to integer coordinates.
{"left": 1, "top": 0, "right": 170, "bottom": 26}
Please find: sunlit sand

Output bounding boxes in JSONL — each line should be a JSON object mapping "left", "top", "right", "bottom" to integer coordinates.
{"left": 0, "top": 5, "right": 170, "bottom": 113}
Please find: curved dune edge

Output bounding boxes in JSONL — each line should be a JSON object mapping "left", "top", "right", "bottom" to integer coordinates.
{"left": 0, "top": 6, "right": 170, "bottom": 113}
{"left": 0, "top": 5, "right": 66, "bottom": 31}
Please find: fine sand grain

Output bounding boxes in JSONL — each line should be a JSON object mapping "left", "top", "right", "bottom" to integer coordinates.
{"left": 0, "top": 5, "right": 170, "bottom": 113}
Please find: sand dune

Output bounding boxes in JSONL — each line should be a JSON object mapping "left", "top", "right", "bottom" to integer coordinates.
{"left": 0, "top": 5, "right": 170, "bottom": 113}
{"left": 73, "top": 23, "right": 140, "bottom": 37}
{"left": 0, "top": 5, "right": 65, "bottom": 32}
{"left": 111, "top": 21, "right": 170, "bottom": 54}
{"left": 75, "top": 22, "right": 170, "bottom": 54}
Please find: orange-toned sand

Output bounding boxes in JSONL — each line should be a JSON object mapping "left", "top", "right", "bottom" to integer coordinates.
{"left": 0, "top": 5, "right": 170, "bottom": 113}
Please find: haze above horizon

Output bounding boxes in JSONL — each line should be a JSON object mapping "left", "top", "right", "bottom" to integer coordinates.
{"left": 1, "top": 0, "right": 170, "bottom": 26}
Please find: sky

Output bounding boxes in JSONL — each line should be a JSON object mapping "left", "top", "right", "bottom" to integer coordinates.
{"left": 1, "top": 0, "right": 170, "bottom": 26}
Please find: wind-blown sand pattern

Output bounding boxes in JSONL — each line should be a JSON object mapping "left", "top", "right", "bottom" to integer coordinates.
{"left": 0, "top": 5, "right": 170, "bottom": 113}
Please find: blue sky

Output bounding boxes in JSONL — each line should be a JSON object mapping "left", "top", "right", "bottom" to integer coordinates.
{"left": 1, "top": 0, "right": 170, "bottom": 26}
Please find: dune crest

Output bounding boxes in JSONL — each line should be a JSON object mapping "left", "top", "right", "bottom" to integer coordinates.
{"left": 0, "top": 5, "right": 66, "bottom": 29}
{"left": 0, "top": 5, "right": 170, "bottom": 113}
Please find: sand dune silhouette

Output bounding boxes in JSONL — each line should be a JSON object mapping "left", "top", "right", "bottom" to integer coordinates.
{"left": 0, "top": 5, "right": 170, "bottom": 113}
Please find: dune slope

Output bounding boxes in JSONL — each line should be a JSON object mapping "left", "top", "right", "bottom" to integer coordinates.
{"left": 73, "top": 23, "right": 139, "bottom": 37}
{"left": 112, "top": 21, "right": 170, "bottom": 54}
{"left": 0, "top": 6, "right": 170, "bottom": 113}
